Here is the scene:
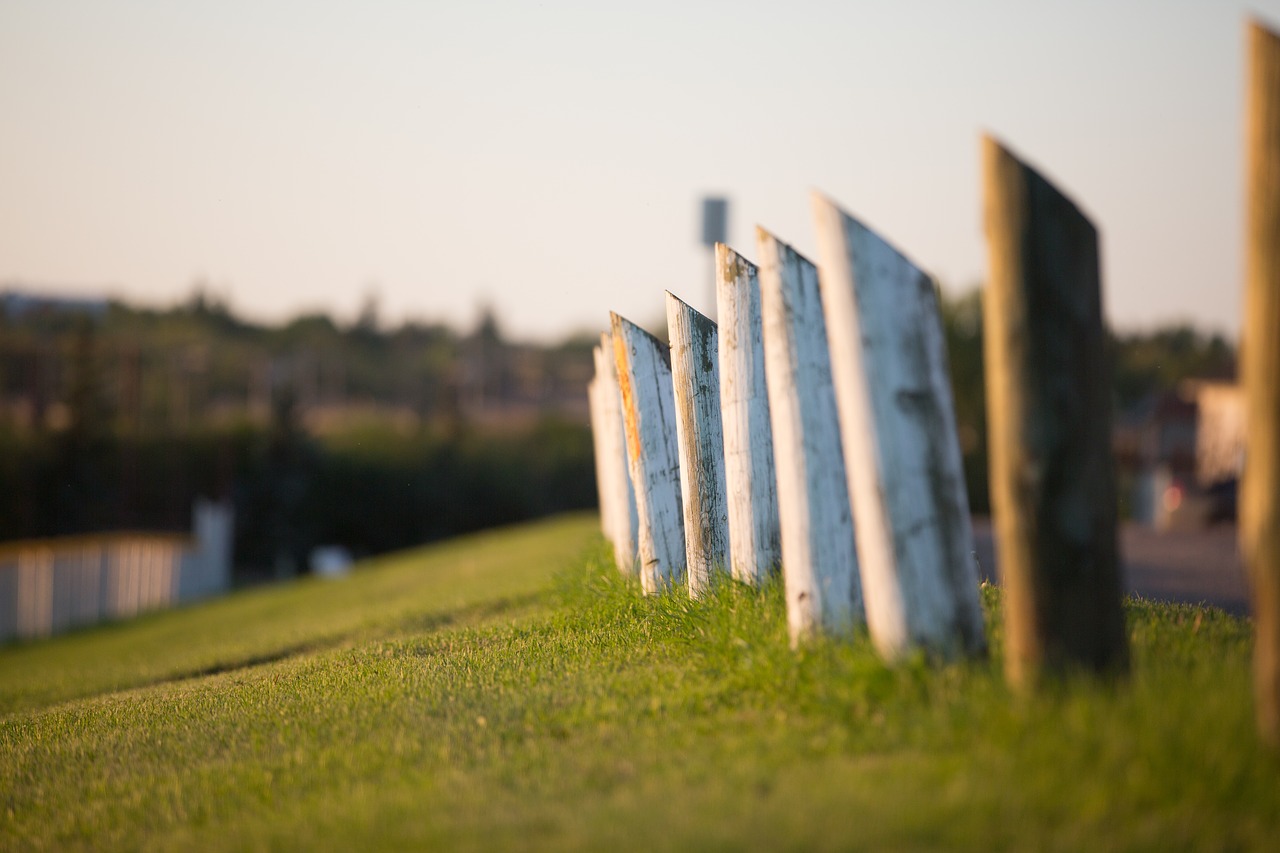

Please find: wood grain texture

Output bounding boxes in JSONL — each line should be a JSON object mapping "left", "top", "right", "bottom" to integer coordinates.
{"left": 611, "top": 313, "right": 686, "bottom": 593}
{"left": 667, "top": 292, "right": 731, "bottom": 597}
{"left": 716, "top": 244, "right": 782, "bottom": 586}
{"left": 812, "top": 194, "right": 986, "bottom": 661}
{"left": 592, "top": 334, "right": 639, "bottom": 576}
{"left": 756, "top": 228, "right": 863, "bottom": 645}
{"left": 981, "top": 136, "right": 1127, "bottom": 688}
{"left": 1242, "top": 19, "right": 1280, "bottom": 744}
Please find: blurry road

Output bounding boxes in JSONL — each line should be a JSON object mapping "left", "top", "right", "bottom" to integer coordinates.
{"left": 970, "top": 519, "right": 1251, "bottom": 616}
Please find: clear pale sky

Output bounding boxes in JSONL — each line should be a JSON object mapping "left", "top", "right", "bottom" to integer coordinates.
{"left": 1, "top": 1, "right": 1274, "bottom": 340}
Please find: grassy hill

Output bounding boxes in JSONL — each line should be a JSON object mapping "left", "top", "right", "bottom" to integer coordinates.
{"left": 2, "top": 512, "right": 1276, "bottom": 850}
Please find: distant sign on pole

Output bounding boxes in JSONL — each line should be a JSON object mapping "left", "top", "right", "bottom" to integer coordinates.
{"left": 700, "top": 197, "right": 729, "bottom": 248}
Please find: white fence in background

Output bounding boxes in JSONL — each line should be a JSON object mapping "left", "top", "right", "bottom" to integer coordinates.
{"left": 0, "top": 500, "right": 233, "bottom": 643}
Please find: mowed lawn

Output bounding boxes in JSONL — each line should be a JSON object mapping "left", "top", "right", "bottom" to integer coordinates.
{"left": 2, "top": 511, "right": 1276, "bottom": 850}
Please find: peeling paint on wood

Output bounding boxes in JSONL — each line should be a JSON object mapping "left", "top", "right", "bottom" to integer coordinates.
{"left": 981, "top": 136, "right": 1127, "bottom": 688}
{"left": 611, "top": 312, "right": 686, "bottom": 593}
{"left": 756, "top": 228, "right": 863, "bottom": 645}
{"left": 812, "top": 194, "right": 986, "bottom": 661}
{"left": 666, "top": 292, "right": 730, "bottom": 597}
{"left": 716, "top": 244, "right": 781, "bottom": 586}
{"left": 592, "top": 334, "right": 639, "bottom": 576}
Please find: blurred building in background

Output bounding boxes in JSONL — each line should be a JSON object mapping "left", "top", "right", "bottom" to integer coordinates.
{"left": 1117, "top": 380, "right": 1243, "bottom": 530}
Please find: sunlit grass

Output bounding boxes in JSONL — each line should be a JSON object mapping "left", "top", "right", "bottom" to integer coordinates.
{"left": 2, "top": 515, "right": 1275, "bottom": 850}
{"left": 0, "top": 513, "right": 597, "bottom": 715}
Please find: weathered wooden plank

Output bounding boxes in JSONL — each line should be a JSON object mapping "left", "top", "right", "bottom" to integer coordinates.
{"left": 589, "top": 345, "right": 618, "bottom": 557}
{"left": 590, "top": 346, "right": 614, "bottom": 549}
{"left": 1242, "top": 18, "right": 1280, "bottom": 745}
{"left": 587, "top": 371, "right": 611, "bottom": 537}
{"left": 756, "top": 228, "right": 863, "bottom": 644}
{"left": 611, "top": 312, "right": 686, "bottom": 593}
{"left": 981, "top": 136, "right": 1127, "bottom": 688}
{"left": 716, "top": 244, "right": 782, "bottom": 586}
{"left": 593, "top": 333, "right": 640, "bottom": 576}
{"left": 811, "top": 195, "right": 986, "bottom": 661}
{"left": 666, "top": 292, "right": 730, "bottom": 597}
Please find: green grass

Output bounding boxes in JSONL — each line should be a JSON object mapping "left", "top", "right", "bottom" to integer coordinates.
{"left": 2, "top": 512, "right": 1276, "bottom": 850}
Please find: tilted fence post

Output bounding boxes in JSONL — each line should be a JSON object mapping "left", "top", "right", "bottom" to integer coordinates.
{"left": 588, "top": 372, "right": 612, "bottom": 538}
{"left": 611, "top": 313, "right": 686, "bottom": 593}
{"left": 1242, "top": 18, "right": 1280, "bottom": 744}
{"left": 812, "top": 194, "right": 986, "bottom": 660}
{"left": 757, "top": 228, "right": 863, "bottom": 644}
{"left": 666, "top": 292, "right": 730, "bottom": 597}
{"left": 716, "top": 244, "right": 781, "bottom": 586}
{"left": 593, "top": 334, "right": 639, "bottom": 576}
{"left": 981, "top": 136, "right": 1128, "bottom": 688}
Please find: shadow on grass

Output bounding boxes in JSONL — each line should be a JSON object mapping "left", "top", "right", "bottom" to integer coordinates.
{"left": 159, "top": 641, "right": 331, "bottom": 684}
{"left": 397, "top": 591, "right": 547, "bottom": 637}
{"left": 148, "top": 590, "right": 551, "bottom": 688}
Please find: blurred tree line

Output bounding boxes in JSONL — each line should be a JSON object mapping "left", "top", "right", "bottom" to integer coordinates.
{"left": 0, "top": 290, "right": 596, "bottom": 576}
{"left": 0, "top": 285, "right": 1239, "bottom": 572}
{"left": 939, "top": 287, "right": 1236, "bottom": 514}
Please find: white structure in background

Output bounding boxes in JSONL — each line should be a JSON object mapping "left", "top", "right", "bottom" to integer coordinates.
{"left": 812, "top": 195, "right": 986, "bottom": 660}
{"left": 0, "top": 500, "right": 234, "bottom": 642}
{"left": 1193, "top": 381, "right": 1245, "bottom": 485}
{"left": 589, "top": 333, "right": 639, "bottom": 575}
{"left": 179, "top": 500, "right": 234, "bottom": 600}
{"left": 757, "top": 228, "right": 863, "bottom": 644}
{"left": 716, "top": 244, "right": 781, "bottom": 586}
{"left": 611, "top": 313, "right": 686, "bottom": 593}
{"left": 1127, "top": 381, "right": 1244, "bottom": 528}
{"left": 310, "top": 546, "right": 354, "bottom": 579}
{"left": 666, "top": 292, "right": 730, "bottom": 597}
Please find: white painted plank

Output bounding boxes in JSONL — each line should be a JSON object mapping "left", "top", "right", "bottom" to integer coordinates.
{"left": 756, "top": 228, "right": 863, "bottom": 644}
{"left": 611, "top": 312, "right": 686, "bottom": 593}
{"left": 587, "top": 371, "right": 611, "bottom": 538}
{"left": 593, "top": 333, "right": 639, "bottom": 576}
{"left": 812, "top": 194, "right": 986, "bottom": 660}
{"left": 666, "top": 292, "right": 730, "bottom": 597}
{"left": 716, "top": 244, "right": 781, "bottom": 586}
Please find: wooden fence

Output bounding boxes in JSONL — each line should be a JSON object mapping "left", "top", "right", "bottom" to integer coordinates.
{"left": 590, "top": 156, "right": 1123, "bottom": 669}
{"left": 586, "top": 18, "right": 1280, "bottom": 744}
{"left": 0, "top": 500, "right": 233, "bottom": 642}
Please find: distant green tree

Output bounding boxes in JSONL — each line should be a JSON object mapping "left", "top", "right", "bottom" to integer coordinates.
{"left": 55, "top": 319, "right": 115, "bottom": 531}
{"left": 1110, "top": 325, "right": 1236, "bottom": 411}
